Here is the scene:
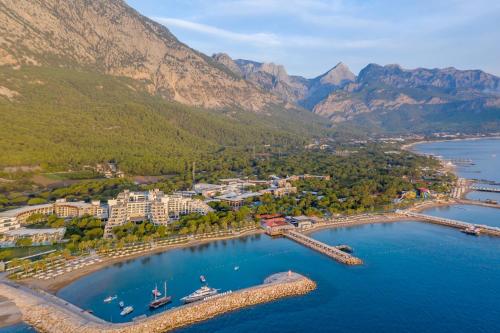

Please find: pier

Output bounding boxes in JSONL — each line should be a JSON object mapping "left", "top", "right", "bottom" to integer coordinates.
{"left": 397, "top": 210, "right": 500, "bottom": 237}
{"left": 284, "top": 230, "right": 363, "bottom": 265}
{"left": 457, "top": 199, "right": 500, "bottom": 209}
{"left": 469, "top": 185, "right": 500, "bottom": 193}
{"left": 0, "top": 272, "right": 316, "bottom": 333}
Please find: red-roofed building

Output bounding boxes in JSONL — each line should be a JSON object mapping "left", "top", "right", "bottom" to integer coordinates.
{"left": 260, "top": 217, "right": 293, "bottom": 236}
{"left": 417, "top": 187, "right": 431, "bottom": 198}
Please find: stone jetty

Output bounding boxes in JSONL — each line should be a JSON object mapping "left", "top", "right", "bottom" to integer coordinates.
{"left": 0, "top": 271, "right": 316, "bottom": 333}
{"left": 284, "top": 230, "right": 363, "bottom": 265}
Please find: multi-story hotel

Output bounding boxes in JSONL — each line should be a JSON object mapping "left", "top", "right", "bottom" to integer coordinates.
{"left": 105, "top": 189, "right": 211, "bottom": 237}
{"left": 0, "top": 199, "right": 107, "bottom": 233}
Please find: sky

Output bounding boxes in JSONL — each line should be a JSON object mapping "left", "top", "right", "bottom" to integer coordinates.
{"left": 126, "top": 0, "right": 500, "bottom": 78}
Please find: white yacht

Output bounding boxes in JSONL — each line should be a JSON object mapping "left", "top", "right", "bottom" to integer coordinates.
{"left": 181, "top": 285, "right": 219, "bottom": 304}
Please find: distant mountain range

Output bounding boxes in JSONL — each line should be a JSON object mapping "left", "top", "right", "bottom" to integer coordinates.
{"left": 213, "top": 54, "right": 500, "bottom": 133}
{"left": 212, "top": 53, "right": 356, "bottom": 110}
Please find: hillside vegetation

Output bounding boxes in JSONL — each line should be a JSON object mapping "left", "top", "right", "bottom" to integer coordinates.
{"left": 0, "top": 65, "right": 328, "bottom": 174}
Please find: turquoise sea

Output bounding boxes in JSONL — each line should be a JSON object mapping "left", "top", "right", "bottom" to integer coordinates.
{"left": 2, "top": 138, "right": 499, "bottom": 333}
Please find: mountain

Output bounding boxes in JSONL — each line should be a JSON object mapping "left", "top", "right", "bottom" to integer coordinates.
{"left": 211, "top": 54, "right": 356, "bottom": 108}
{"left": 0, "top": 0, "right": 286, "bottom": 112}
{"left": 0, "top": 0, "right": 330, "bottom": 174}
{"left": 313, "top": 64, "right": 500, "bottom": 133}
{"left": 212, "top": 52, "right": 500, "bottom": 133}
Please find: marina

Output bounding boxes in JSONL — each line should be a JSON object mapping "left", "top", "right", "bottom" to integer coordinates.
{"left": 0, "top": 272, "right": 316, "bottom": 333}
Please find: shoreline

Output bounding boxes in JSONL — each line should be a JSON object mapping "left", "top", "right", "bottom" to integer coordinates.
{"left": 401, "top": 135, "right": 500, "bottom": 152}
{"left": 14, "top": 200, "right": 474, "bottom": 294}
{"left": 15, "top": 198, "right": 497, "bottom": 295}
{"left": 10, "top": 136, "right": 500, "bottom": 297}
{"left": 18, "top": 228, "right": 264, "bottom": 294}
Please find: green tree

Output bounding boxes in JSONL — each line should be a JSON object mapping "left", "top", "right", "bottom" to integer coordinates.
{"left": 15, "top": 238, "right": 33, "bottom": 247}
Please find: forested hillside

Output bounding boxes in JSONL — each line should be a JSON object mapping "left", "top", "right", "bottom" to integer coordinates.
{"left": 0, "top": 66, "right": 328, "bottom": 174}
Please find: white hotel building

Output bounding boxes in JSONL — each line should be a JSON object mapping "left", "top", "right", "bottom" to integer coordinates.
{"left": 105, "top": 189, "right": 211, "bottom": 237}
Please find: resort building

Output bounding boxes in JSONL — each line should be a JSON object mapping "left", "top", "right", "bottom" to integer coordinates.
{"left": 286, "top": 216, "right": 314, "bottom": 230}
{"left": 0, "top": 216, "right": 19, "bottom": 234}
{"left": 0, "top": 200, "right": 107, "bottom": 232}
{"left": 105, "top": 189, "right": 211, "bottom": 237}
{"left": 215, "top": 192, "right": 261, "bottom": 208}
{"left": 193, "top": 183, "right": 225, "bottom": 197}
{"left": 53, "top": 199, "right": 107, "bottom": 219}
{"left": 0, "top": 227, "right": 66, "bottom": 247}
{"left": 260, "top": 217, "right": 294, "bottom": 236}
{"left": 0, "top": 204, "right": 54, "bottom": 226}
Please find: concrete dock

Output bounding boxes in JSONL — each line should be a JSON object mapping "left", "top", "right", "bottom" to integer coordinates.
{"left": 284, "top": 230, "right": 363, "bottom": 265}
{"left": 0, "top": 272, "right": 316, "bottom": 333}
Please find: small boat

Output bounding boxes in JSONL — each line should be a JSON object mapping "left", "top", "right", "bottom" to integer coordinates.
{"left": 103, "top": 295, "right": 117, "bottom": 303}
{"left": 200, "top": 275, "right": 206, "bottom": 283}
{"left": 118, "top": 301, "right": 125, "bottom": 308}
{"left": 152, "top": 285, "right": 162, "bottom": 297}
{"left": 181, "top": 285, "right": 219, "bottom": 304}
{"left": 234, "top": 266, "right": 239, "bottom": 271}
{"left": 120, "top": 306, "right": 134, "bottom": 316}
{"left": 149, "top": 282, "right": 172, "bottom": 309}
{"left": 462, "top": 226, "right": 480, "bottom": 236}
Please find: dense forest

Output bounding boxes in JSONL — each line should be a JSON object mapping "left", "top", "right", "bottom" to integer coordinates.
{"left": 0, "top": 65, "right": 329, "bottom": 175}
{"left": 0, "top": 145, "right": 451, "bottom": 211}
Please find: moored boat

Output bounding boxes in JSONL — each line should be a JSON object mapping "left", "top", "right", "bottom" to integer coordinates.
{"left": 120, "top": 306, "right": 134, "bottom": 316}
{"left": 200, "top": 275, "right": 206, "bottom": 283}
{"left": 103, "top": 295, "right": 117, "bottom": 303}
{"left": 181, "top": 285, "right": 219, "bottom": 304}
{"left": 149, "top": 282, "right": 172, "bottom": 309}
{"left": 462, "top": 226, "right": 480, "bottom": 236}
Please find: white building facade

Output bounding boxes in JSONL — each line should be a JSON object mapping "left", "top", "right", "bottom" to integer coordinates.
{"left": 105, "top": 189, "right": 211, "bottom": 237}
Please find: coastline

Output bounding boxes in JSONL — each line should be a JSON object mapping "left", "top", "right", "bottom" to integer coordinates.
{"left": 401, "top": 135, "right": 500, "bottom": 152}
{"left": 12, "top": 137, "right": 500, "bottom": 298}
{"left": 15, "top": 200, "right": 472, "bottom": 294}
{"left": 19, "top": 228, "right": 263, "bottom": 293}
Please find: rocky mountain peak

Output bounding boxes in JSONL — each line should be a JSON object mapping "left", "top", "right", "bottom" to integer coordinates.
{"left": 259, "top": 62, "right": 289, "bottom": 82}
{"left": 211, "top": 53, "right": 243, "bottom": 76}
{"left": 317, "top": 62, "right": 356, "bottom": 86}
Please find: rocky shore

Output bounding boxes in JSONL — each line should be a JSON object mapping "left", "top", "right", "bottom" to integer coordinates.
{"left": 0, "top": 272, "right": 316, "bottom": 333}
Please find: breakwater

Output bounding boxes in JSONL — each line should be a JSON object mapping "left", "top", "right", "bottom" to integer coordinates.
{"left": 0, "top": 272, "right": 316, "bottom": 333}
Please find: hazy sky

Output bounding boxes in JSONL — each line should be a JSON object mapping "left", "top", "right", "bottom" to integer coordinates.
{"left": 126, "top": 0, "right": 500, "bottom": 78}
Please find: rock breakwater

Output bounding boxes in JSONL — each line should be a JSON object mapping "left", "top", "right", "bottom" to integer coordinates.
{"left": 0, "top": 271, "right": 315, "bottom": 333}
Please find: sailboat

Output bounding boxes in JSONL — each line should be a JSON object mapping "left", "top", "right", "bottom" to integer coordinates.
{"left": 149, "top": 281, "right": 172, "bottom": 309}
{"left": 152, "top": 284, "right": 162, "bottom": 297}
